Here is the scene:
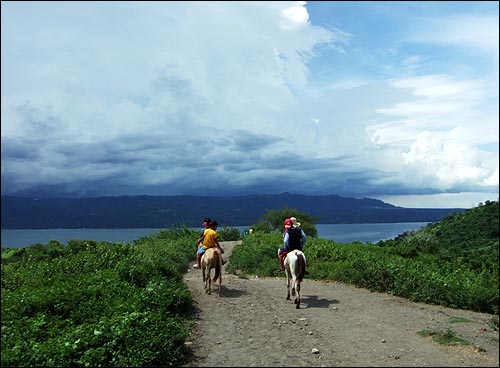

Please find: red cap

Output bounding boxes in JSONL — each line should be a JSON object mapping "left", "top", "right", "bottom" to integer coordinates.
{"left": 284, "top": 218, "right": 293, "bottom": 229}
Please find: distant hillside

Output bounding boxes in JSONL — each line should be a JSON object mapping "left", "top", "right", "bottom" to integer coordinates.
{"left": 1, "top": 193, "right": 465, "bottom": 229}
{"left": 381, "top": 200, "right": 499, "bottom": 273}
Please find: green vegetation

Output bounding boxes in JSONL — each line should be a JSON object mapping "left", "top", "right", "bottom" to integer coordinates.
{"left": 227, "top": 201, "right": 499, "bottom": 316}
{"left": 417, "top": 328, "right": 470, "bottom": 346}
{"left": 1, "top": 202, "right": 498, "bottom": 366}
{"left": 218, "top": 225, "right": 243, "bottom": 241}
{"left": 250, "top": 207, "right": 319, "bottom": 237}
{"left": 1, "top": 227, "right": 200, "bottom": 367}
{"left": 448, "top": 316, "right": 472, "bottom": 324}
{"left": 380, "top": 200, "right": 498, "bottom": 272}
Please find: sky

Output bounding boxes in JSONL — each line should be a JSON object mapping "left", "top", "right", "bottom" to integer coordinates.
{"left": 1, "top": 1, "right": 498, "bottom": 208}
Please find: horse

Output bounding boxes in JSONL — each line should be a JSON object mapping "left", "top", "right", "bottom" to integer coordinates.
{"left": 284, "top": 249, "right": 307, "bottom": 309}
{"left": 201, "top": 247, "right": 223, "bottom": 296}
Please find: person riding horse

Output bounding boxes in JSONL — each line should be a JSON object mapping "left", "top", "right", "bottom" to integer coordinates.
{"left": 193, "top": 217, "right": 212, "bottom": 269}
{"left": 278, "top": 217, "right": 307, "bottom": 272}
{"left": 194, "top": 220, "right": 226, "bottom": 269}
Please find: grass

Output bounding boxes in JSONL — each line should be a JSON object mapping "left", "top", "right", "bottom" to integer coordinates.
{"left": 417, "top": 328, "right": 470, "bottom": 346}
{"left": 226, "top": 232, "right": 498, "bottom": 315}
{"left": 448, "top": 316, "right": 472, "bottom": 324}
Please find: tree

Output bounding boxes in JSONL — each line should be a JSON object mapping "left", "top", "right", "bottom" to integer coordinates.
{"left": 251, "top": 206, "right": 319, "bottom": 237}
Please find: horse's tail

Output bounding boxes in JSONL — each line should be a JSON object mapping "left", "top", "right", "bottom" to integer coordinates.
{"left": 213, "top": 252, "right": 222, "bottom": 282}
{"left": 296, "top": 252, "right": 306, "bottom": 281}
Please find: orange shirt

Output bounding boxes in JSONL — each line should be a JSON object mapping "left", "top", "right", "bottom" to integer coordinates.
{"left": 202, "top": 228, "right": 219, "bottom": 250}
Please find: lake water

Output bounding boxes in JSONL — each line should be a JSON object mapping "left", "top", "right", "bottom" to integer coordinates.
{"left": 315, "top": 222, "right": 429, "bottom": 244}
{"left": 1, "top": 222, "right": 429, "bottom": 249}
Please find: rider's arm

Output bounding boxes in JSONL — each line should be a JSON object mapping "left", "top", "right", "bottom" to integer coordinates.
{"left": 283, "top": 232, "right": 290, "bottom": 248}
{"left": 196, "top": 228, "right": 206, "bottom": 246}
{"left": 214, "top": 234, "right": 225, "bottom": 253}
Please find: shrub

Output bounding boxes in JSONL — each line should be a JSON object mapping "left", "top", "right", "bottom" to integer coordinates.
{"left": 218, "top": 226, "right": 242, "bottom": 241}
{"left": 1, "top": 229, "right": 196, "bottom": 367}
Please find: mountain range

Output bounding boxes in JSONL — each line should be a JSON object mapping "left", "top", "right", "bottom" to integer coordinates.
{"left": 1, "top": 193, "right": 466, "bottom": 229}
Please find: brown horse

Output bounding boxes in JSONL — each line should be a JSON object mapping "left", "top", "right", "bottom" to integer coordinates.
{"left": 284, "top": 250, "right": 306, "bottom": 308}
{"left": 201, "top": 247, "right": 223, "bottom": 296}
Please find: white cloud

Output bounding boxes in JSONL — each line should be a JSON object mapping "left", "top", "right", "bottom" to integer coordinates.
{"left": 416, "top": 14, "right": 499, "bottom": 61}
{"left": 374, "top": 192, "right": 499, "bottom": 209}
{"left": 1, "top": 1, "right": 498, "bottom": 207}
{"left": 390, "top": 75, "right": 484, "bottom": 99}
{"left": 401, "top": 130, "right": 495, "bottom": 188}
{"left": 369, "top": 74, "right": 498, "bottom": 148}
{"left": 280, "top": 1, "right": 309, "bottom": 29}
{"left": 483, "top": 167, "right": 499, "bottom": 187}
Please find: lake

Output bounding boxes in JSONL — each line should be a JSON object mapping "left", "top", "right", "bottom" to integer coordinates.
{"left": 1, "top": 222, "right": 429, "bottom": 249}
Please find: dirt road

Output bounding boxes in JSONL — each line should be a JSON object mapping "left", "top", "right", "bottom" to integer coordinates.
{"left": 182, "top": 241, "right": 499, "bottom": 367}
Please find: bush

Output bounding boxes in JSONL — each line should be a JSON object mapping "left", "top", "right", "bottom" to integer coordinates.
{"left": 227, "top": 232, "right": 498, "bottom": 314}
{"left": 250, "top": 207, "right": 319, "bottom": 237}
{"left": 218, "top": 226, "right": 242, "bottom": 241}
{"left": 1, "top": 229, "right": 196, "bottom": 367}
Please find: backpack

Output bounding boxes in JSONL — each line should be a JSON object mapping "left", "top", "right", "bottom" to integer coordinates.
{"left": 287, "top": 227, "right": 303, "bottom": 250}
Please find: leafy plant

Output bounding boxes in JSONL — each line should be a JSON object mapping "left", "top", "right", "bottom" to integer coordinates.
{"left": 1, "top": 230, "right": 197, "bottom": 367}
{"left": 218, "top": 226, "right": 242, "bottom": 241}
{"left": 227, "top": 201, "right": 499, "bottom": 314}
{"left": 250, "top": 206, "right": 319, "bottom": 237}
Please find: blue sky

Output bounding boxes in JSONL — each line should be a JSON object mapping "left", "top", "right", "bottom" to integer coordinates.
{"left": 1, "top": 1, "right": 498, "bottom": 208}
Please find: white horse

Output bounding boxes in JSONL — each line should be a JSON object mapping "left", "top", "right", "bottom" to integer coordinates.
{"left": 284, "top": 249, "right": 307, "bottom": 309}
{"left": 201, "top": 247, "right": 223, "bottom": 296}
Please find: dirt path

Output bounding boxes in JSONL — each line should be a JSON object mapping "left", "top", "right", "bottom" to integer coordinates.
{"left": 182, "top": 241, "right": 499, "bottom": 367}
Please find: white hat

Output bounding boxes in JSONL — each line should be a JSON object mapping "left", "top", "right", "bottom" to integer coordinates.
{"left": 290, "top": 217, "right": 301, "bottom": 227}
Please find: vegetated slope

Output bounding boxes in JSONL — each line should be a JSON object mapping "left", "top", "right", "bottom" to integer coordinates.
{"left": 383, "top": 200, "right": 499, "bottom": 271}
{"left": 227, "top": 201, "right": 498, "bottom": 315}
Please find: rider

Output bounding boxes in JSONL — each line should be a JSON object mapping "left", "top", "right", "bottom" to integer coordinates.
{"left": 278, "top": 217, "right": 306, "bottom": 271}
{"left": 194, "top": 220, "right": 226, "bottom": 269}
{"left": 194, "top": 217, "right": 212, "bottom": 269}
{"left": 276, "top": 218, "right": 292, "bottom": 267}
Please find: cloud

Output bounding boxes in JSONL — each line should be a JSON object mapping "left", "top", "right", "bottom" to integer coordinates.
{"left": 1, "top": 2, "right": 498, "bottom": 207}
{"left": 280, "top": 1, "right": 310, "bottom": 29}
{"left": 402, "top": 130, "right": 497, "bottom": 188}
{"left": 413, "top": 13, "right": 499, "bottom": 61}
{"left": 365, "top": 72, "right": 498, "bottom": 194}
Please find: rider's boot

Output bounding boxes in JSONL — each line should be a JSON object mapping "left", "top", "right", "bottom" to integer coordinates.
{"left": 278, "top": 254, "right": 285, "bottom": 272}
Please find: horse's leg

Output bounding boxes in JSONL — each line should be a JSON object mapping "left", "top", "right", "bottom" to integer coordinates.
{"left": 217, "top": 273, "right": 221, "bottom": 297}
{"left": 295, "top": 281, "right": 301, "bottom": 309}
{"left": 217, "top": 267, "right": 222, "bottom": 297}
{"left": 285, "top": 268, "right": 291, "bottom": 300}
{"left": 217, "top": 254, "right": 222, "bottom": 297}
{"left": 291, "top": 258, "right": 297, "bottom": 297}
{"left": 202, "top": 264, "right": 207, "bottom": 292}
{"left": 294, "top": 253, "right": 305, "bottom": 308}
{"left": 207, "top": 266, "right": 212, "bottom": 295}
{"left": 205, "top": 269, "right": 210, "bottom": 294}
